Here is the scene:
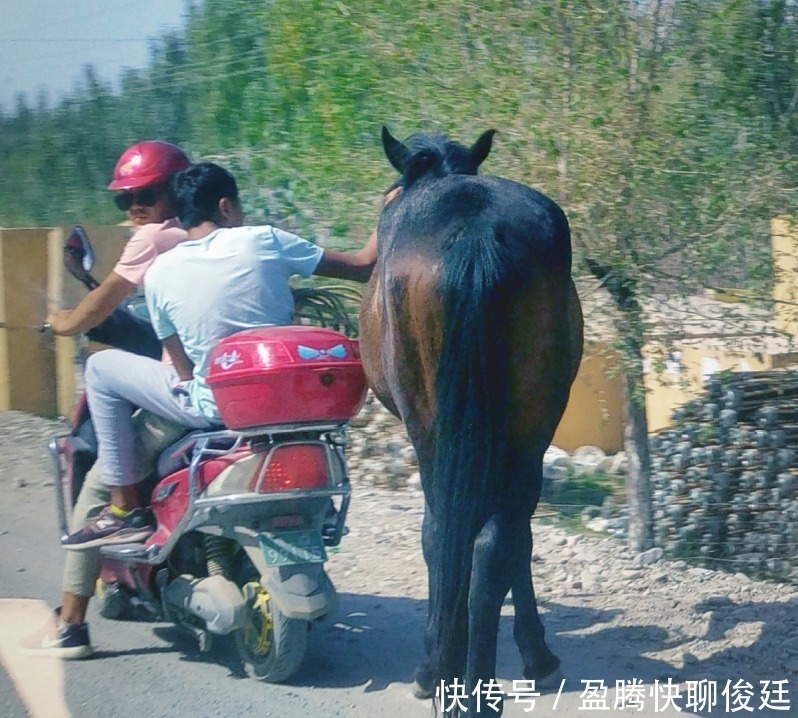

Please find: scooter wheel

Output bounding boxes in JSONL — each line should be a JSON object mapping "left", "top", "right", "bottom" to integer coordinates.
{"left": 234, "top": 581, "right": 308, "bottom": 683}
{"left": 96, "top": 580, "right": 132, "bottom": 620}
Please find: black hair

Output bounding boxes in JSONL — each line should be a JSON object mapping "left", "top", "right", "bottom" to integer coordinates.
{"left": 170, "top": 162, "right": 240, "bottom": 229}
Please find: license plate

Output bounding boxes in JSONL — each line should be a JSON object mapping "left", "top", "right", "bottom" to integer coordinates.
{"left": 259, "top": 529, "right": 327, "bottom": 567}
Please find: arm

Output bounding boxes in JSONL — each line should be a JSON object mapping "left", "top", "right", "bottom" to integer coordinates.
{"left": 47, "top": 271, "right": 135, "bottom": 336}
{"left": 162, "top": 334, "right": 195, "bottom": 381}
{"left": 314, "top": 228, "right": 378, "bottom": 284}
{"left": 312, "top": 186, "right": 401, "bottom": 284}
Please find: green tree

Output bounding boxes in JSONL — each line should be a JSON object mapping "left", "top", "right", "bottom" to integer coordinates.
{"left": 507, "top": 0, "right": 797, "bottom": 549}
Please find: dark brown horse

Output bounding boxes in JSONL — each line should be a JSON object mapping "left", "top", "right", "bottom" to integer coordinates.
{"left": 359, "top": 127, "right": 583, "bottom": 716}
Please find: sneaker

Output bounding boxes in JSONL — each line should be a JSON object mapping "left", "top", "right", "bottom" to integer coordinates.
{"left": 19, "top": 608, "right": 94, "bottom": 659}
{"left": 61, "top": 505, "right": 153, "bottom": 551}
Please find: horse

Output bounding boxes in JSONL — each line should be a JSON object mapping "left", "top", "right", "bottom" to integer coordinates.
{"left": 359, "top": 126, "right": 584, "bottom": 716}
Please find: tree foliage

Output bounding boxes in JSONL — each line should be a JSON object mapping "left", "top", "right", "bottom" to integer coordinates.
{"left": 1, "top": 2, "right": 794, "bottom": 251}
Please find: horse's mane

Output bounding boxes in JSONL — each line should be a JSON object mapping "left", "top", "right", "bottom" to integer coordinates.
{"left": 399, "top": 133, "right": 484, "bottom": 188}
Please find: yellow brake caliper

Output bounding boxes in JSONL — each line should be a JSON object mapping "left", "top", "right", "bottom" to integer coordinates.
{"left": 243, "top": 581, "right": 273, "bottom": 655}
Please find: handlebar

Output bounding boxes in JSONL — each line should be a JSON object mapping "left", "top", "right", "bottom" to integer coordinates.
{"left": 0, "top": 322, "right": 52, "bottom": 332}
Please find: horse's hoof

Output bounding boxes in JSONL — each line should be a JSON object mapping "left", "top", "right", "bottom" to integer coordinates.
{"left": 412, "top": 664, "right": 435, "bottom": 700}
{"left": 536, "top": 666, "right": 564, "bottom": 691}
{"left": 412, "top": 679, "right": 434, "bottom": 700}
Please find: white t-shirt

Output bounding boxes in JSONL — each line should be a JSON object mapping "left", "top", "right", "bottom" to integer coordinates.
{"left": 144, "top": 224, "right": 324, "bottom": 420}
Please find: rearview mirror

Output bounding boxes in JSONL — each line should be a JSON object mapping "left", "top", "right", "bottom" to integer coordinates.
{"left": 64, "top": 225, "right": 99, "bottom": 290}
{"left": 65, "top": 225, "right": 95, "bottom": 271}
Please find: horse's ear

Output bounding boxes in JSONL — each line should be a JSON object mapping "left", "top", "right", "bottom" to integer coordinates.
{"left": 470, "top": 129, "right": 496, "bottom": 169}
{"left": 382, "top": 126, "right": 412, "bottom": 174}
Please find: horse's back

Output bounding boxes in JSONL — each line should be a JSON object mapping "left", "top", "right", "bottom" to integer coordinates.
{"left": 380, "top": 174, "right": 573, "bottom": 278}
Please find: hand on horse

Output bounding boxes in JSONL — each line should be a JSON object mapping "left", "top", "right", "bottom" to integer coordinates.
{"left": 384, "top": 186, "right": 402, "bottom": 205}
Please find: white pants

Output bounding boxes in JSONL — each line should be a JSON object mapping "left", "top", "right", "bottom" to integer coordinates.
{"left": 85, "top": 349, "right": 215, "bottom": 488}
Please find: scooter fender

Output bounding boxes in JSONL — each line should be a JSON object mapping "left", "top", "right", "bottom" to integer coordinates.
{"left": 241, "top": 544, "right": 336, "bottom": 622}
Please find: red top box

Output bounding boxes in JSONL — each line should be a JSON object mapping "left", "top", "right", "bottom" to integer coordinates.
{"left": 207, "top": 326, "right": 367, "bottom": 430}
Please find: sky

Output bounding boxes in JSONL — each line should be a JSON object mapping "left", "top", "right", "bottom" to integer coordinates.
{"left": 0, "top": 0, "right": 188, "bottom": 112}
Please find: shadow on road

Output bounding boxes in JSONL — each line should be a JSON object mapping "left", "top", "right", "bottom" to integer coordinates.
{"left": 276, "top": 590, "right": 792, "bottom": 717}
{"left": 674, "top": 596, "right": 797, "bottom": 717}
{"left": 295, "top": 592, "right": 425, "bottom": 691}
{"left": 80, "top": 589, "right": 793, "bottom": 717}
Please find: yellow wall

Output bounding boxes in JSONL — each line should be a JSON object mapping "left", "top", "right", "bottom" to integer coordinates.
{"left": 47, "top": 228, "right": 75, "bottom": 418}
{"left": 639, "top": 216, "right": 798, "bottom": 433}
{"left": 552, "top": 344, "right": 624, "bottom": 453}
{"left": 643, "top": 343, "right": 774, "bottom": 432}
{"left": 552, "top": 341, "right": 781, "bottom": 450}
{"left": 772, "top": 216, "right": 798, "bottom": 337}
{"left": 0, "top": 229, "right": 57, "bottom": 415}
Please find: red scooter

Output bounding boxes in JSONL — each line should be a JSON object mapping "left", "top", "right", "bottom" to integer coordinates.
{"left": 48, "top": 228, "right": 365, "bottom": 682}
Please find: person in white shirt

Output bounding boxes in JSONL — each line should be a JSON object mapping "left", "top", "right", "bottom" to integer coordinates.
{"left": 61, "top": 162, "right": 392, "bottom": 552}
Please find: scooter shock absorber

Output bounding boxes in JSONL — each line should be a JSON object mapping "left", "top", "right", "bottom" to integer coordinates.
{"left": 204, "top": 535, "right": 233, "bottom": 578}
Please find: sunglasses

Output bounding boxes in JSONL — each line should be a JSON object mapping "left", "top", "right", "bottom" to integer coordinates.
{"left": 114, "top": 186, "right": 165, "bottom": 212}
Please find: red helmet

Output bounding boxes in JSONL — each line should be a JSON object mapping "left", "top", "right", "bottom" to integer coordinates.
{"left": 107, "top": 140, "right": 190, "bottom": 191}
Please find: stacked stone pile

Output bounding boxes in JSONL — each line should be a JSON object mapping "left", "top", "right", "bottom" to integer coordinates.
{"left": 649, "top": 370, "right": 798, "bottom": 582}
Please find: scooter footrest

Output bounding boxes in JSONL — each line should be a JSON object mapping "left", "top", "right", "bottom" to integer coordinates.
{"left": 100, "top": 543, "right": 159, "bottom": 562}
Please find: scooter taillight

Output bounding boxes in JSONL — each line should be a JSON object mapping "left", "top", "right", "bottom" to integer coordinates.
{"left": 259, "top": 445, "right": 329, "bottom": 492}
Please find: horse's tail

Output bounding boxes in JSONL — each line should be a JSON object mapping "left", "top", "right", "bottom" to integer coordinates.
{"left": 428, "top": 221, "right": 517, "bottom": 692}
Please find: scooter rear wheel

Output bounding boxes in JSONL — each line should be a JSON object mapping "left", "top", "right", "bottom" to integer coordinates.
{"left": 233, "top": 580, "right": 308, "bottom": 683}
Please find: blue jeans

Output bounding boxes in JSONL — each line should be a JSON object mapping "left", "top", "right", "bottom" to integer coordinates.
{"left": 85, "top": 349, "right": 214, "bottom": 488}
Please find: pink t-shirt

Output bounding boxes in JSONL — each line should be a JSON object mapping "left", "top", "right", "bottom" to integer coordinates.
{"left": 113, "top": 218, "right": 187, "bottom": 286}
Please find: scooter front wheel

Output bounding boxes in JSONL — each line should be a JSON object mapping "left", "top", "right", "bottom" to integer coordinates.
{"left": 234, "top": 580, "right": 308, "bottom": 683}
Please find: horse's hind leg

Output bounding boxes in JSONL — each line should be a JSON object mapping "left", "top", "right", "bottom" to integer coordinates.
{"left": 465, "top": 510, "right": 535, "bottom": 716}
{"left": 511, "top": 520, "right": 562, "bottom": 686}
{"left": 412, "top": 503, "right": 438, "bottom": 699}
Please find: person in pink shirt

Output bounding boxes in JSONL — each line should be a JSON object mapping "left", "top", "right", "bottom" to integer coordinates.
{"left": 47, "top": 140, "right": 191, "bottom": 336}
{"left": 21, "top": 141, "right": 191, "bottom": 659}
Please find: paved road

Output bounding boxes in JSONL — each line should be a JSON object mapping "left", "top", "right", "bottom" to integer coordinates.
{"left": 1, "top": 465, "right": 787, "bottom": 718}
{"left": 0, "top": 476, "right": 692, "bottom": 718}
